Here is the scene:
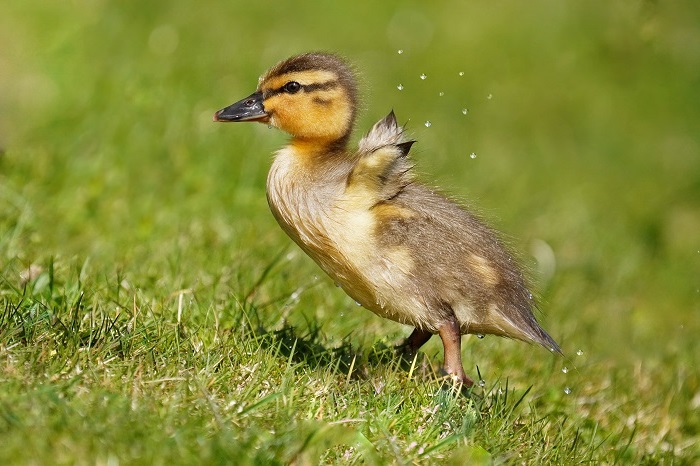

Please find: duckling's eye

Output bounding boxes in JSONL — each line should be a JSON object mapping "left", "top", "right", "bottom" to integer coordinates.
{"left": 283, "top": 81, "right": 301, "bottom": 94}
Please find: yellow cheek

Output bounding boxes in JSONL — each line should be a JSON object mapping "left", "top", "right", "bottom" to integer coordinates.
{"left": 306, "top": 102, "right": 351, "bottom": 138}
{"left": 264, "top": 96, "right": 298, "bottom": 130}
{"left": 267, "top": 97, "right": 351, "bottom": 141}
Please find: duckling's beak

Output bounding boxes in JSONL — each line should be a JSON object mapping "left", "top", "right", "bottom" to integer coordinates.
{"left": 213, "top": 91, "right": 269, "bottom": 123}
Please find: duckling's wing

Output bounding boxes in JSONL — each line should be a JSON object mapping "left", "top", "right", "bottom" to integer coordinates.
{"left": 349, "top": 111, "right": 416, "bottom": 202}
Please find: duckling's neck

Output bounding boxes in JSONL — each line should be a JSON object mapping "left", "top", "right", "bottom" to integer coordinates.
{"left": 272, "top": 134, "right": 357, "bottom": 192}
{"left": 287, "top": 132, "right": 354, "bottom": 164}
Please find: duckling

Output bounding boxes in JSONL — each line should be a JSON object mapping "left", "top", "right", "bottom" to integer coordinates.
{"left": 214, "top": 52, "right": 560, "bottom": 386}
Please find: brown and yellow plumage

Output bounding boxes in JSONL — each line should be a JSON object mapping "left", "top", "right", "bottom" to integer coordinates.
{"left": 214, "top": 52, "right": 560, "bottom": 386}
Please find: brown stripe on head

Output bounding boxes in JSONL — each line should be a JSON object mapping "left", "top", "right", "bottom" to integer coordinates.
{"left": 261, "top": 52, "right": 358, "bottom": 110}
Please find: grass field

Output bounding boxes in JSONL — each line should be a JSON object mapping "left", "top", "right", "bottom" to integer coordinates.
{"left": 1, "top": 0, "right": 699, "bottom": 464}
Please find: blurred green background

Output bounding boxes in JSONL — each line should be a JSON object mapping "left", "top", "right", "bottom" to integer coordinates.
{"left": 1, "top": 0, "right": 699, "bottom": 461}
{"left": 3, "top": 0, "right": 698, "bottom": 358}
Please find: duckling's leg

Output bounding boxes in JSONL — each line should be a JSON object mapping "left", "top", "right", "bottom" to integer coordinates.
{"left": 401, "top": 327, "right": 433, "bottom": 355}
{"left": 396, "top": 328, "right": 431, "bottom": 369}
{"left": 438, "top": 318, "right": 474, "bottom": 387}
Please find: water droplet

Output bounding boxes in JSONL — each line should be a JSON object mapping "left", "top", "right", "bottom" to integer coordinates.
{"left": 397, "top": 49, "right": 404, "bottom": 55}
{"left": 397, "top": 84, "right": 404, "bottom": 91}
{"left": 476, "top": 333, "right": 484, "bottom": 339}
{"left": 424, "top": 120, "right": 431, "bottom": 127}
{"left": 438, "top": 91, "right": 444, "bottom": 97}
{"left": 334, "top": 282, "right": 340, "bottom": 288}
{"left": 487, "top": 93, "right": 493, "bottom": 100}
{"left": 562, "top": 367, "right": 569, "bottom": 374}
{"left": 419, "top": 73, "right": 427, "bottom": 80}
{"left": 267, "top": 125, "right": 274, "bottom": 130}
{"left": 458, "top": 71, "right": 465, "bottom": 76}
{"left": 461, "top": 108, "right": 469, "bottom": 115}
{"left": 497, "top": 388, "right": 504, "bottom": 395}
{"left": 469, "top": 153, "right": 477, "bottom": 159}
{"left": 355, "top": 301, "right": 362, "bottom": 307}
{"left": 576, "top": 349, "right": 584, "bottom": 356}
{"left": 564, "top": 387, "right": 572, "bottom": 395}
{"left": 478, "top": 379, "right": 486, "bottom": 387}
{"left": 528, "top": 292, "right": 533, "bottom": 300}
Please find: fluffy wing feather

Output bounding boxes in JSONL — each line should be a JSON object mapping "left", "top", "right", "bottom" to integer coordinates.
{"left": 347, "top": 111, "right": 416, "bottom": 203}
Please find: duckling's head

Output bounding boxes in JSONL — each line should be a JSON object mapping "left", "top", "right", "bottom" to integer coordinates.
{"left": 214, "top": 52, "right": 358, "bottom": 147}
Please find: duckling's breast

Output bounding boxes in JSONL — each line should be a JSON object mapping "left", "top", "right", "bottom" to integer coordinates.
{"left": 266, "top": 145, "right": 437, "bottom": 329}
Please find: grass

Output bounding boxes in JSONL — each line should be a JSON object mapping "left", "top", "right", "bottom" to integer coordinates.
{"left": 1, "top": 0, "right": 699, "bottom": 463}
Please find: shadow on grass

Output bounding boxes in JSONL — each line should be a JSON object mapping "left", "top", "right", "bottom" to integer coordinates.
{"left": 249, "top": 319, "right": 426, "bottom": 379}
{"left": 247, "top": 313, "right": 476, "bottom": 395}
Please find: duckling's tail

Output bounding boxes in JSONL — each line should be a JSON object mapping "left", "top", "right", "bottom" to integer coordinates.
{"left": 532, "top": 324, "right": 562, "bottom": 355}
{"left": 491, "top": 304, "right": 563, "bottom": 355}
